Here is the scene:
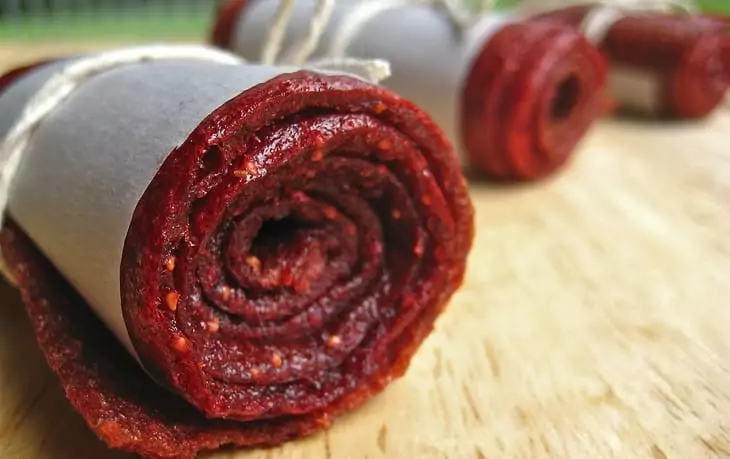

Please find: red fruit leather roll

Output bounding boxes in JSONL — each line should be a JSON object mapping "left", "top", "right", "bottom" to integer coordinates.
{"left": 534, "top": 5, "right": 730, "bottom": 119}
{"left": 211, "top": 0, "right": 607, "bottom": 181}
{"left": 0, "top": 50, "right": 473, "bottom": 458}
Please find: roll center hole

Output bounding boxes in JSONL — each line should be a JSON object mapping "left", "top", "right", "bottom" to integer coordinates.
{"left": 551, "top": 74, "right": 581, "bottom": 121}
{"left": 248, "top": 217, "right": 330, "bottom": 292}
{"left": 251, "top": 217, "right": 311, "bottom": 262}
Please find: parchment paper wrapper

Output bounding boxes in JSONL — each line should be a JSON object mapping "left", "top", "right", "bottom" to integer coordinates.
{"left": 0, "top": 59, "right": 294, "bottom": 356}
{"left": 0, "top": 53, "right": 473, "bottom": 458}
{"left": 212, "top": 0, "right": 608, "bottom": 181}
{"left": 534, "top": 5, "right": 730, "bottom": 118}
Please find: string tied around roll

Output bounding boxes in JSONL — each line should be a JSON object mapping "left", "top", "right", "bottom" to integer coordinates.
{"left": 259, "top": 0, "right": 392, "bottom": 83}
{"left": 0, "top": 45, "right": 248, "bottom": 284}
{"left": 514, "top": 0, "right": 696, "bottom": 14}
{"left": 578, "top": 0, "right": 698, "bottom": 44}
{"left": 0, "top": 3, "right": 398, "bottom": 282}
{"left": 264, "top": 0, "right": 498, "bottom": 64}
{"left": 513, "top": 0, "right": 730, "bottom": 110}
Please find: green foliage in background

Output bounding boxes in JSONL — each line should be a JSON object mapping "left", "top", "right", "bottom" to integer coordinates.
{"left": 0, "top": 0, "right": 727, "bottom": 42}
{"left": 700, "top": 0, "right": 730, "bottom": 12}
{"left": 0, "top": 14, "right": 212, "bottom": 42}
{"left": 0, "top": 3, "right": 214, "bottom": 42}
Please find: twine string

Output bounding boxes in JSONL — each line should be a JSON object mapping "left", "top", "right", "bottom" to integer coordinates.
{"left": 0, "top": 45, "right": 245, "bottom": 281}
{"left": 580, "top": 0, "right": 697, "bottom": 44}
{"left": 324, "top": 0, "right": 497, "bottom": 62}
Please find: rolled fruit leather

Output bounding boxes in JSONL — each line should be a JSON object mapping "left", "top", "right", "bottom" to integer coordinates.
{"left": 0, "top": 48, "right": 473, "bottom": 459}
{"left": 211, "top": 0, "right": 608, "bottom": 181}
{"left": 532, "top": 4, "right": 730, "bottom": 119}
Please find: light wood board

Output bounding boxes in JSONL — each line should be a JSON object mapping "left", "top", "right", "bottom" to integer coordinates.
{"left": 1, "top": 43, "right": 729, "bottom": 459}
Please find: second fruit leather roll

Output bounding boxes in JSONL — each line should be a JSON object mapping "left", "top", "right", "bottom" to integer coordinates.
{"left": 534, "top": 5, "right": 730, "bottom": 119}
{"left": 0, "top": 48, "right": 473, "bottom": 458}
{"left": 212, "top": 0, "right": 608, "bottom": 181}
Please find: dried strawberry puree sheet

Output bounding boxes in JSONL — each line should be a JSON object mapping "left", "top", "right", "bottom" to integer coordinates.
{"left": 212, "top": 0, "right": 608, "bottom": 181}
{"left": 535, "top": 5, "right": 730, "bottom": 118}
{"left": 0, "top": 49, "right": 474, "bottom": 458}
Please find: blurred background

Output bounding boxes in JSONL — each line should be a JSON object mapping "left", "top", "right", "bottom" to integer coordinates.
{"left": 0, "top": 0, "right": 730, "bottom": 41}
{"left": 0, "top": 0, "right": 214, "bottom": 42}
{"left": 0, "top": 0, "right": 726, "bottom": 43}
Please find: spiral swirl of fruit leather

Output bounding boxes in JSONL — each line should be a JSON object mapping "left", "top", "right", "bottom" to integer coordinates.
{"left": 460, "top": 18, "right": 608, "bottom": 180}
{"left": 535, "top": 5, "right": 730, "bottom": 119}
{"left": 211, "top": 0, "right": 608, "bottom": 182}
{"left": 0, "top": 57, "right": 473, "bottom": 458}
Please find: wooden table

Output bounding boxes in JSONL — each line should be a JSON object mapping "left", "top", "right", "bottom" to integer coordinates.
{"left": 1, "top": 43, "right": 729, "bottom": 459}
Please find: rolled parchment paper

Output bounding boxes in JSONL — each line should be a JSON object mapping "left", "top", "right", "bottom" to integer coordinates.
{"left": 212, "top": 0, "right": 608, "bottom": 181}
{"left": 534, "top": 5, "right": 730, "bottom": 118}
{"left": 0, "top": 49, "right": 473, "bottom": 459}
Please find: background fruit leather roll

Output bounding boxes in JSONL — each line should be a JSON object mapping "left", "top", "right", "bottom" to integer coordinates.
{"left": 0, "top": 48, "right": 473, "bottom": 459}
{"left": 212, "top": 0, "right": 608, "bottom": 182}
{"left": 533, "top": 4, "right": 730, "bottom": 119}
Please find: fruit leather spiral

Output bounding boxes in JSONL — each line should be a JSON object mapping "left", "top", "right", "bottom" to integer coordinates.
{"left": 534, "top": 5, "right": 730, "bottom": 118}
{"left": 212, "top": 0, "right": 608, "bottom": 181}
{"left": 0, "top": 52, "right": 473, "bottom": 458}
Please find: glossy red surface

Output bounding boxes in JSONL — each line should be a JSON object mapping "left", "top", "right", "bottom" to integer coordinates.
{"left": 210, "top": 1, "right": 608, "bottom": 182}
{"left": 462, "top": 20, "right": 608, "bottom": 181}
{"left": 0, "top": 62, "right": 474, "bottom": 458}
{"left": 537, "top": 5, "right": 730, "bottom": 119}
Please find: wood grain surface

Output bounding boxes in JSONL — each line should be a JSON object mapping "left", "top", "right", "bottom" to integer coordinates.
{"left": 1, "top": 43, "right": 729, "bottom": 459}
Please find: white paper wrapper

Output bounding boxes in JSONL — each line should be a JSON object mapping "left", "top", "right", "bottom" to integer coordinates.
{"left": 579, "top": 6, "right": 662, "bottom": 114}
{"left": 607, "top": 66, "right": 661, "bottom": 114}
{"left": 0, "top": 59, "right": 299, "bottom": 358}
{"left": 229, "top": 0, "right": 515, "bottom": 160}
